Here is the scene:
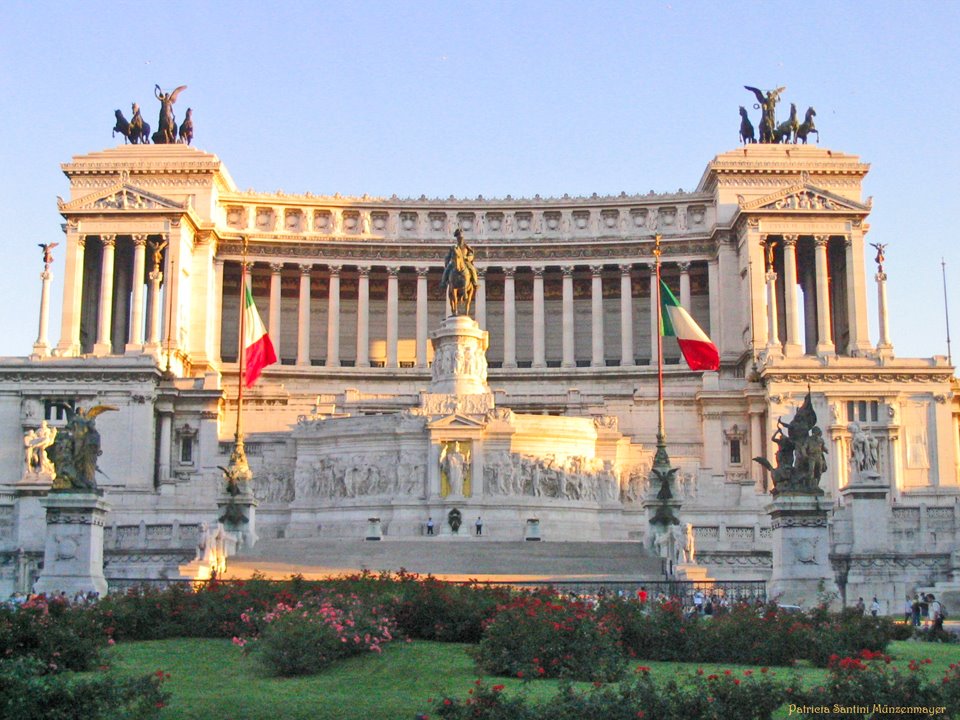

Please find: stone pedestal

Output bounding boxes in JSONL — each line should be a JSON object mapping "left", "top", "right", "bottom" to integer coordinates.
{"left": 839, "top": 478, "right": 890, "bottom": 553}
{"left": 366, "top": 517, "right": 383, "bottom": 541}
{"left": 429, "top": 315, "right": 490, "bottom": 395}
{"left": 767, "top": 493, "right": 838, "bottom": 607}
{"left": 34, "top": 493, "right": 110, "bottom": 597}
{"left": 217, "top": 494, "right": 258, "bottom": 550}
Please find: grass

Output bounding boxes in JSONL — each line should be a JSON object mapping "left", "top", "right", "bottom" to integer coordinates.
{"left": 105, "top": 638, "right": 958, "bottom": 720}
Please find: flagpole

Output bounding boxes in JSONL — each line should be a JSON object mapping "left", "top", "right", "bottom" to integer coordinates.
{"left": 653, "top": 234, "right": 665, "bottom": 443}
{"left": 225, "top": 236, "right": 252, "bottom": 494}
{"left": 942, "top": 258, "right": 953, "bottom": 366}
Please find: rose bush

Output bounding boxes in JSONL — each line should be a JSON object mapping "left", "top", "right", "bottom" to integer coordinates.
{"left": 0, "top": 595, "right": 106, "bottom": 672}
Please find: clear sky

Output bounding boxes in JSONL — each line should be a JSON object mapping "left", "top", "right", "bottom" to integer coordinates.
{"left": 1, "top": 1, "right": 957, "bottom": 360}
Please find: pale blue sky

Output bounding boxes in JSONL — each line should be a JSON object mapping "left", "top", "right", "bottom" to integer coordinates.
{"left": 1, "top": 1, "right": 957, "bottom": 359}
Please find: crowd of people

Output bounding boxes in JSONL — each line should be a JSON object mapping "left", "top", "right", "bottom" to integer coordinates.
{"left": 4, "top": 589, "right": 100, "bottom": 609}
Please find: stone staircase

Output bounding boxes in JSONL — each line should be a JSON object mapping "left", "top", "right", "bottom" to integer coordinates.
{"left": 225, "top": 538, "right": 666, "bottom": 582}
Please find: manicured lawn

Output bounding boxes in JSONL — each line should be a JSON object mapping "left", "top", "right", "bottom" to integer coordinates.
{"left": 106, "top": 638, "right": 958, "bottom": 720}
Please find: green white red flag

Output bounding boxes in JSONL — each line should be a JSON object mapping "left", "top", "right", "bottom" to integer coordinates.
{"left": 242, "top": 280, "right": 277, "bottom": 387}
{"left": 659, "top": 280, "right": 719, "bottom": 371}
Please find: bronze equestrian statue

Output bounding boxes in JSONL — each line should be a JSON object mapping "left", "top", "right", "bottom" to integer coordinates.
{"left": 439, "top": 229, "right": 478, "bottom": 316}
{"left": 744, "top": 85, "right": 785, "bottom": 144}
{"left": 796, "top": 107, "right": 819, "bottom": 144}
{"left": 738, "top": 106, "right": 755, "bottom": 144}
{"left": 773, "top": 103, "right": 799, "bottom": 144}
{"left": 178, "top": 108, "right": 194, "bottom": 145}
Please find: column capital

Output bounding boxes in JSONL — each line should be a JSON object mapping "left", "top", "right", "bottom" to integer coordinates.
{"left": 299, "top": 263, "right": 313, "bottom": 275}
{"left": 532, "top": 266, "right": 545, "bottom": 279}
{"left": 677, "top": 261, "right": 691, "bottom": 273}
{"left": 214, "top": 257, "right": 225, "bottom": 268}
{"left": 40, "top": 269, "right": 51, "bottom": 282}
{"left": 475, "top": 266, "right": 486, "bottom": 280}
{"left": 782, "top": 234, "right": 799, "bottom": 246}
{"left": 502, "top": 267, "right": 516, "bottom": 278}
{"left": 270, "top": 262, "right": 284, "bottom": 274}
{"left": 814, "top": 234, "right": 830, "bottom": 247}
{"left": 328, "top": 264, "right": 342, "bottom": 277}
{"left": 876, "top": 271, "right": 887, "bottom": 283}
{"left": 766, "top": 269, "right": 778, "bottom": 282}
{"left": 561, "top": 265, "right": 575, "bottom": 278}
{"left": 842, "top": 235, "right": 853, "bottom": 249}
{"left": 101, "top": 234, "right": 117, "bottom": 248}
{"left": 78, "top": 235, "right": 88, "bottom": 248}
{"left": 386, "top": 266, "right": 400, "bottom": 278}
{"left": 618, "top": 263, "right": 632, "bottom": 275}
{"left": 415, "top": 266, "right": 430, "bottom": 278}
{"left": 131, "top": 234, "right": 148, "bottom": 246}
{"left": 589, "top": 264, "right": 604, "bottom": 277}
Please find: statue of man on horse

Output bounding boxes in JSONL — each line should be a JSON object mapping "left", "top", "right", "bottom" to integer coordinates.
{"left": 439, "top": 229, "right": 479, "bottom": 317}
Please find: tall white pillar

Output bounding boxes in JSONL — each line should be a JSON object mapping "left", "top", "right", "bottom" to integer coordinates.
{"left": 32, "top": 267, "right": 52, "bottom": 357}
{"left": 590, "top": 265, "right": 604, "bottom": 367}
{"left": 532, "top": 267, "right": 546, "bottom": 368}
{"left": 93, "top": 235, "right": 117, "bottom": 355}
{"left": 750, "top": 409, "right": 765, "bottom": 490}
{"left": 766, "top": 269, "right": 782, "bottom": 354}
{"left": 212, "top": 258, "right": 224, "bottom": 363}
{"left": 561, "top": 266, "right": 575, "bottom": 368}
{"left": 845, "top": 230, "right": 873, "bottom": 355}
{"left": 876, "top": 270, "right": 893, "bottom": 354}
{"left": 503, "top": 268, "right": 517, "bottom": 368}
{"left": 707, "top": 256, "right": 720, "bottom": 356}
{"left": 620, "top": 264, "right": 634, "bottom": 367}
{"left": 475, "top": 267, "right": 487, "bottom": 330}
{"left": 146, "top": 257, "right": 163, "bottom": 349}
{"left": 747, "top": 228, "right": 768, "bottom": 352}
{"left": 269, "top": 262, "right": 283, "bottom": 354}
{"left": 678, "top": 261, "right": 691, "bottom": 311}
{"left": 56, "top": 227, "right": 85, "bottom": 356}
{"left": 126, "top": 234, "right": 147, "bottom": 351}
{"left": 416, "top": 266, "right": 429, "bottom": 368}
{"left": 325, "top": 264, "right": 341, "bottom": 367}
{"left": 297, "top": 263, "right": 312, "bottom": 366}
{"left": 157, "top": 411, "right": 172, "bottom": 485}
{"left": 356, "top": 266, "right": 370, "bottom": 367}
{"left": 814, "top": 235, "right": 835, "bottom": 356}
{"left": 781, "top": 235, "right": 802, "bottom": 356}
{"left": 649, "top": 264, "right": 659, "bottom": 367}
{"left": 386, "top": 267, "right": 399, "bottom": 368}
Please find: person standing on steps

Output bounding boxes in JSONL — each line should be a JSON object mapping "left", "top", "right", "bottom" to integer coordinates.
{"left": 426, "top": 517, "right": 434, "bottom": 536}
{"left": 475, "top": 516, "right": 482, "bottom": 536}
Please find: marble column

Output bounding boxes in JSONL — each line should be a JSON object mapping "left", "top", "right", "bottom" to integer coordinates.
{"left": 56, "top": 228, "right": 85, "bottom": 356}
{"left": 325, "top": 264, "right": 341, "bottom": 367}
{"left": 126, "top": 234, "right": 147, "bottom": 351}
{"left": 297, "top": 263, "right": 312, "bottom": 366}
{"left": 212, "top": 258, "right": 224, "bottom": 362}
{"left": 157, "top": 411, "right": 172, "bottom": 484}
{"left": 590, "top": 265, "right": 605, "bottom": 367}
{"left": 386, "top": 267, "right": 399, "bottom": 368}
{"left": 356, "top": 266, "right": 370, "bottom": 367}
{"left": 876, "top": 270, "right": 893, "bottom": 354}
{"left": 503, "top": 268, "right": 517, "bottom": 368}
{"left": 532, "top": 267, "right": 546, "bottom": 368}
{"left": 475, "top": 267, "right": 487, "bottom": 330}
{"left": 620, "top": 264, "right": 634, "bottom": 367}
{"left": 845, "top": 231, "right": 873, "bottom": 355}
{"left": 707, "top": 256, "right": 721, "bottom": 357}
{"left": 93, "top": 235, "right": 116, "bottom": 355}
{"left": 416, "top": 266, "right": 429, "bottom": 368}
{"left": 269, "top": 262, "right": 283, "bottom": 354}
{"left": 561, "top": 266, "right": 575, "bottom": 368}
{"left": 750, "top": 409, "right": 765, "bottom": 490}
{"left": 814, "top": 235, "right": 835, "bottom": 355}
{"left": 781, "top": 235, "right": 802, "bottom": 356}
{"left": 32, "top": 267, "right": 52, "bottom": 357}
{"left": 649, "top": 264, "right": 659, "bottom": 367}
{"left": 678, "top": 261, "right": 691, "bottom": 311}
{"left": 146, "top": 259, "right": 163, "bottom": 348}
{"left": 766, "top": 269, "right": 781, "bottom": 354}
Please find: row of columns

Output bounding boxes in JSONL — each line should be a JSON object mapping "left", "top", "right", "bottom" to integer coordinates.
{"left": 54, "top": 233, "right": 166, "bottom": 357}
{"left": 243, "top": 260, "right": 704, "bottom": 369}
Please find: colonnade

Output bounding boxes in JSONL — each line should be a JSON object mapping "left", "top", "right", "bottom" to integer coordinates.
{"left": 220, "top": 260, "right": 712, "bottom": 370}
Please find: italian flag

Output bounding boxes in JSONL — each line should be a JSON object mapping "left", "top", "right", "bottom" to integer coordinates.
{"left": 242, "top": 280, "right": 277, "bottom": 388}
{"left": 660, "top": 280, "right": 720, "bottom": 371}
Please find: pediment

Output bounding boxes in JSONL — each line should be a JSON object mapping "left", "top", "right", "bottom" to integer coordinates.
{"left": 427, "top": 413, "right": 487, "bottom": 430}
{"left": 58, "top": 182, "right": 185, "bottom": 212}
{"left": 739, "top": 180, "right": 870, "bottom": 213}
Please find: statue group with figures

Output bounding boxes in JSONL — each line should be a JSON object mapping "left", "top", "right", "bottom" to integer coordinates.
{"left": 739, "top": 85, "right": 818, "bottom": 145}
{"left": 753, "top": 391, "right": 828, "bottom": 495}
{"left": 45, "top": 405, "right": 116, "bottom": 492}
{"left": 439, "top": 228, "right": 479, "bottom": 317}
{"left": 113, "top": 85, "right": 193, "bottom": 145}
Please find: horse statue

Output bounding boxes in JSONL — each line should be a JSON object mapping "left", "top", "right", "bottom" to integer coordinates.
{"left": 129, "top": 103, "right": 150, "bottom": 144}
{"left": 178, "top": 108, "right": 194, "bottom": 145}
{"left": 738, "top": 106, "right": 755, "bottom": 144}
{"left": 796, "top": 107, "right": 819, "bottom": 144}
{"left": 113, "top": 110, "right": 132, "bottom": 143}
{"left": 773, "top": 103, "right": 799, "bottom": 144}
{"left": 444, "top": 243, "right": 476, "bottom": 316}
